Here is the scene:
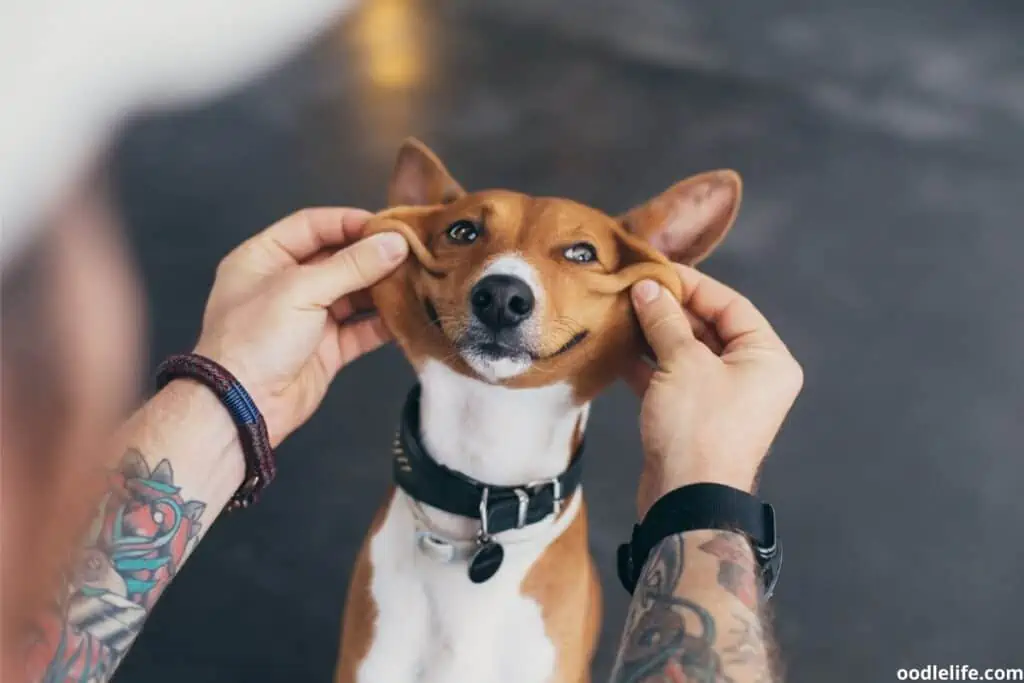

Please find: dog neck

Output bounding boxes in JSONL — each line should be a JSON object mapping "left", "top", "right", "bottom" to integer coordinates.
{"left": 417, "top": 359, "right": 587, "bottom": 489}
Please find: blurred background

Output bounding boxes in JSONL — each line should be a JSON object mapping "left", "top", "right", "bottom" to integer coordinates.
{"left": 106, "top": 0, "right": 1024, "bottom": 680}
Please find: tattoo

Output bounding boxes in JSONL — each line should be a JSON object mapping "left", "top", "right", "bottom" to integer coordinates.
{"left": 698, "top": 532, "right": 759, "bottom": 612}
{"left": 723, "top": 609, "right": 763, "bottom": 663}
{"left": 23, "top": 449, "right": 207, "bottom": 682}
{"left": 722, "top": 610, "right": 771, "bottom": 683}
{"left": 611, "top": 536, "right": 732, "bottom": 683}
{"left": 610, "top": 530, "right": 775, "bottom": 683}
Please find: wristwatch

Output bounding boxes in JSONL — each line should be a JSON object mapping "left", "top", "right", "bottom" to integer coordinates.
{"left": 617, "top": 483, "right": 782, "bottom": 599}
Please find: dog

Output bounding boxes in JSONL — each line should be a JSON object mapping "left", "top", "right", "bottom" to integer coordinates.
{"left": 334, "top": 139, "right": 742, "bottom": 683}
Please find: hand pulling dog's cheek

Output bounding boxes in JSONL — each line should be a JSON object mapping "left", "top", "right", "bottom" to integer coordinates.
{"left": 361, "top": 141, "right": 740, "bottom": 394}
{"left": 337, "top": 137, "right": 745, "bottom": 683}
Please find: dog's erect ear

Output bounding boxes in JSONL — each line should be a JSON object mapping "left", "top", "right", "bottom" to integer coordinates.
{"left": 619, "top": 170, "right": 742, "bottom": 265}
{"left": 388, "top": 138, "right": 466, "bottom": 207}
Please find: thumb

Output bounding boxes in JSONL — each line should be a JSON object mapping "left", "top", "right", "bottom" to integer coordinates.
{"left": 295, "top": 232, "right": 409, "bottom": 306}
{"left": 631, "top": 279, "right": 696, "bottom": 365}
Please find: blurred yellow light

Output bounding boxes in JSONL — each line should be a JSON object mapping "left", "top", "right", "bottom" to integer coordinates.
{"left": 351, "top": 0, "right": 423, "bottom": 90}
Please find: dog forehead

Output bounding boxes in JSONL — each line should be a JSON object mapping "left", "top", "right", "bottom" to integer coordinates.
{"left": 463, "top": 190, "right": 527, "bottom": 225}
{"left": 469, "top": 193, "right": 614, "bottom": 246}
{"left": 523, "top": 197, "right": 611, "bottom": 232}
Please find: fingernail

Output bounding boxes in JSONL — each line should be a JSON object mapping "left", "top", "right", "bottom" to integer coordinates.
{"left": 633, "top": 280, "right": 661, "bottom": 305}
{"left": 375, "top": 233, "right": 408, "bottom": 263}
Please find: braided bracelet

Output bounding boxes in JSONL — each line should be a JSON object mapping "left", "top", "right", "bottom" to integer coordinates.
{"left": 155, "top": 353, "right": 275, "bottom": 510}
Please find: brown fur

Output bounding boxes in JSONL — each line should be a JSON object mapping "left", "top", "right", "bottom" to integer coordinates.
{"left": 365, "top": 138, "right": 741, "bottom": 401}
{"left": 334, "top": 492, "right": 391, "bottom": 683}
{"left": 337, "top": 138, "right": 742, "bottom": 681}
{"left": 519, "top": 495, "right": 602, "bottom": 683}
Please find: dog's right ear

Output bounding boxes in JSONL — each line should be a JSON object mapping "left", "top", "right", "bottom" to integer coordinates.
{"left": 618, "top": 170, "right": 742, "bottom": 265}
{"left": 388, "top": 138, "right": 466, "bottom": 207}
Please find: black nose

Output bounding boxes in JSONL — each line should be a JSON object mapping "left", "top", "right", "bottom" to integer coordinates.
{"left": 470, "top": 274, "right": 535, "bottom": 330}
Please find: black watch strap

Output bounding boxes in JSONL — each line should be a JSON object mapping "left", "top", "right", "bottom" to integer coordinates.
{"left": 617, "top": 483, "right": 782, "bottom": 599}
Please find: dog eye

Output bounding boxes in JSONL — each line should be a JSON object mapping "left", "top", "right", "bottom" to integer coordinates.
{"left": 446, "top": 220, "right": 481, "bottom": 244}
{"left": 563, "top": 242, "right": 597, "bottom": 263}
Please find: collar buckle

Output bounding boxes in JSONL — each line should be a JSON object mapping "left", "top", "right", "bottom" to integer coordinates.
{"left": 526, "top": 477, "right": 563, "bottom": 517}
{"left": 480, "top": 482, "right": 555, "bottom": 536}
{"left": 478, "top": 487, "right": 493, "bottom": 539}
{"left": 513, "top": 488, "right": 530, "bottom": 529}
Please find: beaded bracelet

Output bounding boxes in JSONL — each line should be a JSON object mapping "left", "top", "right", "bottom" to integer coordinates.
{"left": 155, "top": 353, "right": 275, "bottom": 510}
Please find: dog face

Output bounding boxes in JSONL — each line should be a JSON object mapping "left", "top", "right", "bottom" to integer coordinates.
{"left": 367, "top": 139, "right": 741, "bottom": 400}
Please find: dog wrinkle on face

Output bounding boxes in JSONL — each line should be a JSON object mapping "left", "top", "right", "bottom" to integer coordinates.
{"left": 374, "top": 192, "right": 647, "bottom": 395}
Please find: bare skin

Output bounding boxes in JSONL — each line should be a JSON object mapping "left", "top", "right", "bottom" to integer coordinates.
{"left": 7, "top": 199, "right": 798, "bottom": 683}
{"left": 609, "top": 266, "right": 803, "bottom": 683}
{"left": 19, "top": 208, "right": 409, "bottom": 683}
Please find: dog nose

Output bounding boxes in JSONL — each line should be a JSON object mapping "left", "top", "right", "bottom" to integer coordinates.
{"left": 470, "top": 275, "right": 535, "bottom": 330}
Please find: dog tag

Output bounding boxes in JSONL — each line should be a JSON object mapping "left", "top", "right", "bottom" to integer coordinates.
{"left": 468, "top": 541, "right": 504, "bottom": 583}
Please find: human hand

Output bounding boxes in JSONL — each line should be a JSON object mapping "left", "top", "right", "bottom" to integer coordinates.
{"left": 193, "top": 208, "right": 408, "bottom": 446}
{"left": 624, "top": 265, "right": 803, "bottom": 518}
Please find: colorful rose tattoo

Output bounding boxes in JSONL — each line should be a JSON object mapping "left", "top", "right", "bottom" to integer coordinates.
{"left": 98, "top": 451, "right": 205, "bottom": 608}
{"left": 26, "top": 450, "right": 206, "bottom": 683}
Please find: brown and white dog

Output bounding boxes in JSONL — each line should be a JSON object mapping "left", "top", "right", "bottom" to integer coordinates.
{"left": 334, "top": 139, "right": 742, "bottom": 683}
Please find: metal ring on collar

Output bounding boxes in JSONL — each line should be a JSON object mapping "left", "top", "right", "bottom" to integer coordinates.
{"left": 526, "top": 477, "right": 563, "bottom": 516}
{"left": 478, "top": 487, "right": 491, "bottom": 539}
{"left": 514, "top": 489, "right": 529, "bottom": 529}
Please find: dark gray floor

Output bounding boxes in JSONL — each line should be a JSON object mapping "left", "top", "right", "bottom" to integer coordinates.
{"left": 111, "top": 1, "right": 1024, "bottom": 681}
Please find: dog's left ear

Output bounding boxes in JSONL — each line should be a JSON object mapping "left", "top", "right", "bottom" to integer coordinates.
{"left": 619, "top": 170, "right": 742, "bottom": 265}
{"left": 388, "top": 138, "right": 467, "bottom": 207}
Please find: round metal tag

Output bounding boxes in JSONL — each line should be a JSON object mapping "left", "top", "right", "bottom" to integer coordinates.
{"left": 468, "top": 541, "right": 504, "bottom": 583}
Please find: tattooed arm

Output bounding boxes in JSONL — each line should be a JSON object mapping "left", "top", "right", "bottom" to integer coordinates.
{"left": 609, "top": 530, "right": 774, "bottom": 683}
{"left": 621, "top": 267, "right": 803, "bottom": 683}
{"left": 24, "top": 381, "right": 244, "bottom": 681}
{"left": 22, "top": 209, "right": 409, "bottom": 682}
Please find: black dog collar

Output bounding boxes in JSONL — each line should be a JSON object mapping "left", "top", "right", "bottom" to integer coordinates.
{"left": 617, "top": 483, "right": 782, "bottom": 599}
{"left": 393, "top": 384, "right": 584, "bottom": 582}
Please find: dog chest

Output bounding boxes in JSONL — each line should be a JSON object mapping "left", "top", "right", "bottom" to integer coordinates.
{"left": 354, "top": 493, "right": 566, "bottom": 683}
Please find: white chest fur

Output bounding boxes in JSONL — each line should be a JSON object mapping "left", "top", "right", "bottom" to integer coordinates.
{"left": 355, "top": 361, "right": 589, "bottom": 683}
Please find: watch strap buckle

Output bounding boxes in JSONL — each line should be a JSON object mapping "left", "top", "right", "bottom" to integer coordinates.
{"left": 756, "top": 501, "right": 782, "bottom": 600}
{"left": 616, "top": 524, "right": 642, "bottom": 595}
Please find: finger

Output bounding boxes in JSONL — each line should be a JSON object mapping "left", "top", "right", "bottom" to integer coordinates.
{"left": 621, "top": 357, "right": 654, "bottom": 396}
{"left": 336, "top": 316, "right": 393, "bottom": 368}
{"left": 630, "top": 279, "right": 696, "bottom": 364}
{"left": 315, "top": 315, "right": 393, "bottom": 377}
{"left": 293, "top": 232, "right": 409, "bottom": 308}
{"left": 329, "top": 290, "right": 376, "bottom": 322}
{"left": 303, "top": 250, "right": 334, "bottom": 267}
{"left": 674, "top": 264, "right": 785, "bottom": 352}
{"left": 237, "top": 208, "right": 374, "bottom": 273}
{"left": 682, "top": 309, "right": 725, "bottom": 355}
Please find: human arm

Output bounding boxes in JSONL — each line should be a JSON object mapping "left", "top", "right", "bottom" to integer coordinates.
{"left": 23, "top": 208, "right": 409, "bottom": 682}
{"left": 609, "top": 267, "right": 803, "bottom": 683}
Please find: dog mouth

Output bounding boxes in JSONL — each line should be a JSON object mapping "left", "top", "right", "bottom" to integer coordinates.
{"left": 541, "top": 330, "right": 589, "bottom": 359}
{"left": 423, "top": 298, "right": 588, "bottom": 361}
